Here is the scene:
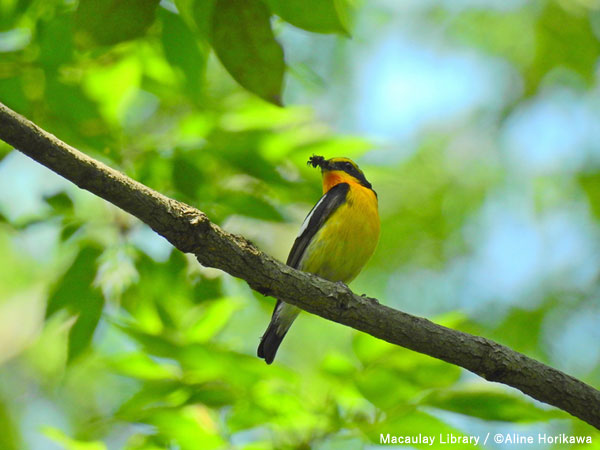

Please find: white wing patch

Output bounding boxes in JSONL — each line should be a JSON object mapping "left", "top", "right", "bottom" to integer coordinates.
{"left": 297, "top": 194, "right": 327, "bottom": 237}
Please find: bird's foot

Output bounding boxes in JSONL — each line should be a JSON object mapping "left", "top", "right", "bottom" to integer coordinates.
{"left": 360, "top": 294, "right": 379, "bottom": 305}
{"left": 334, "top": 280, "right": 349, "bottom": 290}
{"left": 331, "top": 281, "right": 352, "bottom": 310}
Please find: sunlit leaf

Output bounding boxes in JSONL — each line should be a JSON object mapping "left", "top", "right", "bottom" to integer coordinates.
{"left": 355, "top": 367, "right": 421, "bottom": 410}
{"left": 352, "top": 333, "right": 462, "bottom": 403}
{"left": 0, "top": 0, "right": 34, "bottom": 30}
{"left": 110, "top": 352, "right": 180, "bottom": 380}
{"left": 183, "top": 297, "right": 242, "bottom": 342}
{"left": 44, "top": 75, "right": 115, "bottom": 155}
{"left": 445, "top": 9, "right": 536, "bottom": 71}
{"left": 115, "top": 380, "right": 182, "bottom": 420}
{"left": 579, "top": 172, "right": 600, "bottom": 220}
{"left": 320, "top": 352, "right": 356, "bottom": 378}
{"left": 490, "top": 306, "right": 548, "bottom": 360}
{"left": 207, "top": 129, "right": 289, "bottom": 184}
{"left": 421, "top": 388, "right": 568, "bottom": 422}
{"left": 265, "top": 0, "right": 352, "bottom": 35}
{"left": 149, "top": 407, "right": 225, "bottom": 450}
{"left": 0, "top": 398, "right": 20, "bottom": 450}
{"left": 352, "top": 332, "right": 392, "bottom": 364}
{"left": 42, "top": 426, "right": 106, "bottom": 450}
{"left": 530, "top": 2, "right": 600, "bottom": 93}
{"left": 226, "top": 402, "right": 273, "bottom": 432}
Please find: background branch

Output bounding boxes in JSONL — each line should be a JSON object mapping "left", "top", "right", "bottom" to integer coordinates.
{"left": 1, "top": 101, "right": 599, "bottom": 429}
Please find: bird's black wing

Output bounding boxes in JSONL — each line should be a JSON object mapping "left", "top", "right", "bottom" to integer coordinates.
{"left": 286, "top": 182, "right": 350, "bottom": 269}
{"left": 258, "top": 183, "right": 350, "bottom": 363}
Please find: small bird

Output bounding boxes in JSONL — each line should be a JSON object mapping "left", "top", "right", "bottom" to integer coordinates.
{"left": 257, "top": 155, "right": 380, "bottom": 364}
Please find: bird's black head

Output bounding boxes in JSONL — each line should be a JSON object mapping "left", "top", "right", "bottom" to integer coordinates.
{"left": 307, "top": 155, "right": 373, "bottom": 190}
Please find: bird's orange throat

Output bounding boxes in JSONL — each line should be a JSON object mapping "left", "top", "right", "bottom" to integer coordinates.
{"left": 322, "top": 170, "right": 353, "bottom": 193}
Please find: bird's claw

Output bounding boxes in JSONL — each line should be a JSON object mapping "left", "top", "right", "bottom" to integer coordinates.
{"left": 334, "top": 280, "right": 349, "bottom": 290}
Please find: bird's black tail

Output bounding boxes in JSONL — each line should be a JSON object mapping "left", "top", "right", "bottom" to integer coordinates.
{"left": 257, "top": 321, "right": 288, "bottom": 364}
{"left": 257, "top": 301, "right": 299, "bottom": 364}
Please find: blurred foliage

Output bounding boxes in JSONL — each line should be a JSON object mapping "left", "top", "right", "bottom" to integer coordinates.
{"left": 1, "top": 0, "right": 600, "bottom": 449}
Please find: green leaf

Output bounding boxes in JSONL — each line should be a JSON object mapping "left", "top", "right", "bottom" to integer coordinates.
{"left": 421, "top": 388, "right": 568, "bottom": 422}
{"left": 116, "top": 325, "right": 180, "bottom": 358}
{"left": 210, "top": 0, "right": 285, "bottom": 105}
{"left": 221, "top": 193, "right": 284, "bottom": 222}
{"left": 320, "top": 352, "right": 356, "bottom": 378}
{"left": 44, "top": 75, "right": 115, "bottom": 155}
{"left": 44, "top": 191, "right": 74, "bottom": 214}
{"left": 192, "top": 276, "right": 223, "bottom": 302}
{"left": 226, "top": 402, "right": 274, "bottom": 432}
{"left": 529, "top": 2, "right": 600, "bottom": 93}
{"left": 186, "top": 382, "right": 237, "bottom": 408}
{"left": 149, "top": 408, "right": 225, "bottom": 450}
{"left": 352, "top": 332, "right": 393, "bottom": 364}
{"left": 46, "top": 246, "right": 101, "bottom": 317}
{"left": 110, "top": 352, "right": 179, "bottom": 380}
{"left": 580, "top": 172, "right": 600, "bottom": 220}
{"left": 41, "top": 426, "right": 106, "bottom": 450}
{"left": 46, "top": 245, "right": 104, "bottom": 362}
{"left": 352, "top": 333, "right": 462, "bottom": 406}
{"left": 38, "top": 12, "right": 75, "bottom": 69}
{"left": 172, "top": 153, "right": 205, "bottom": 200}
{"left": 490, "top": 306, "right": 548, "bottom": 360}
{"left": 74, "top": 0, "right": 161, "bottom": 47}
{"left": 115, "top": 380, "right": 182, "bottom": 420}
{"left": 445, "top": 9, "right": 536, "bottom": 72}
{"left": 159, "top": 8, "right": 207, "bottom": 98}
{"left": 60, "top": 221, "right": 83, "bottom": 242}
{"left": 207, "top": 129, "right": 289, "bottom": 184}
{"left": 183, "top": 298, "right": 242, "bottom": 342}
{"left": 0, "top": 0, "right": 34, "bottom": 30}
{"left": 0, "top": 77, "right": 28, "bottom": 116}
{"left": 355, "top": 367, "right": 421, "bottom": 410}
{"left": 265, "top": 0, "right": 352, "bottom": 35}
{"left": 68, "top": 298, "right": 103, "bottom": 362}
{"left": 0, "top": 397, "right": 20, "bottom": 450}
{"left": 188, "top": 0, "right": 217, "bottom": 38}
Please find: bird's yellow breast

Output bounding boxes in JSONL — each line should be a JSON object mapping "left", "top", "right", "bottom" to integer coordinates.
{"left": 298, "top": 181, "right": 379, "bottom": 283}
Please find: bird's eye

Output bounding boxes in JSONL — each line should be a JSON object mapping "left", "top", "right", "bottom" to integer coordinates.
{"left": 344, "top": 162, "right": 353, "bottom": 171}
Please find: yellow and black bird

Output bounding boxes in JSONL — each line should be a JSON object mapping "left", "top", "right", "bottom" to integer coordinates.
{"left": 258, "top": 155, "right": 380, "bottom": 364}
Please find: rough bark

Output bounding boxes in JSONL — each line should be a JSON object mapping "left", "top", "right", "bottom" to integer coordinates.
{"left": 1, "top": 101, "right": 599, "bottom": 428}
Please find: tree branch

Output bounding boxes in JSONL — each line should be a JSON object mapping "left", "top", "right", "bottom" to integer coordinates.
{"left": 1, "top": 101, "right": 599, "bottom": 429}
